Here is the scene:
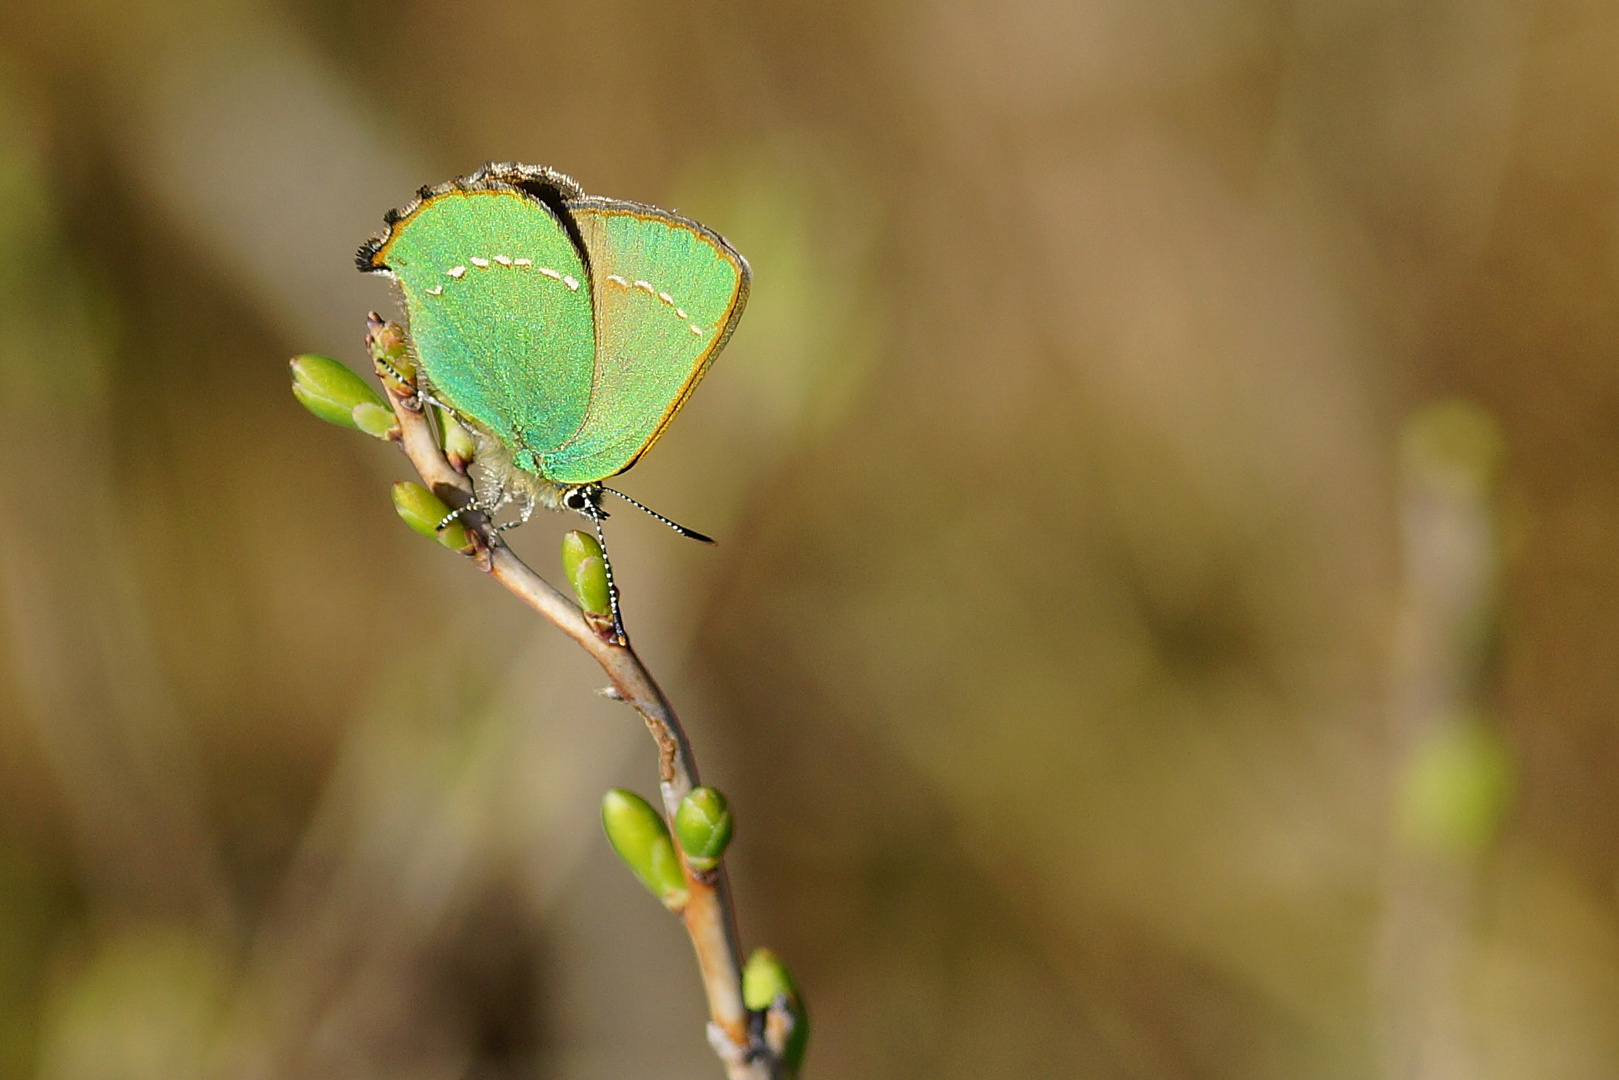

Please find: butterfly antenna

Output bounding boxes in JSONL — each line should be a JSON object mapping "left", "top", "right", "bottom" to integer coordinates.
{"left": 585, "top": 497, "right": 630, "bottom": 646}
{"left": 601, "top": 487, "right": 716, "bottom": 544}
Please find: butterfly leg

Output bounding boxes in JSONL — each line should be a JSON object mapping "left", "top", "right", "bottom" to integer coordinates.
{"left": 489, "top": 490, "right": 537, "bottom": 536}
{"left": 432, "top": 481, "right": 513, "bottom": 534}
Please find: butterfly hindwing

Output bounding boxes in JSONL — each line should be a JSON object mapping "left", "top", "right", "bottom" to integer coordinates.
{"left": 366, "top": 185, "right": 597, "bottom": 462}
{"left": 540, "top": 199, "right": 750, "bottom": 484}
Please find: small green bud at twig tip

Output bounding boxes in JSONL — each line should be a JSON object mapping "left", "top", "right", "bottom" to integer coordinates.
{"left": 391, "top": 482, "right": 471, "bottom": 550}
{"left": 601, "top": 789, "right": 688, "bottom": 910}
{"left": 290, "top": 354, "right": 388, "bottom": 431}
{"left": 562, "top": 531, "right": 612, "bottom": 617}
{"left": 743, "top": 948, "right": 808, "bottom": 1073}
{"left": 674, "top": 787, "right": 733, "bottom": 871}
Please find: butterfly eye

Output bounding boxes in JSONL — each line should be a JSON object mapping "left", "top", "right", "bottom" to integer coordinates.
{"left": 562, "top": 486, "right": 591, "bottom": 512}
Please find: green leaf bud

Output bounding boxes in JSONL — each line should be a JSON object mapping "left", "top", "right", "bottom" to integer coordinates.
{"left": 742, "top": 947, "right": 799, "bottom": 1010}
{"left": 390, "top": 482, "right": 470, "bottom": 550}
{"left": 601, "top": 789, "right": 688, "bottom": 910}
{"left": 290, "top": 354, "right": 386, "bottom": 430}
{"left": 743, "top": 948, "right": 808, "bottom": 1073}
{"left": 674, "top": 787, "right": 733, "bottom": 871}
{"left": 561, "top": 531, "right": 612, "bottom": 616}
{"left": 440, "top": 410, "right": 476, "bottom": 471}
{"left": 351, "top": 401, "right": 399, "bottom": 439}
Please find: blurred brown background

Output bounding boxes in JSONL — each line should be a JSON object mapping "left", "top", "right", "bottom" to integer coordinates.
{"left": 0, "top": 0, "right": 1613, "bottom": 1077}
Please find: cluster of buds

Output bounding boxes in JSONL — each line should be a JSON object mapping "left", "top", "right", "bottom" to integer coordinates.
{"left": 602, "top": 785, "right": 805, "bottom": 1074}
{"left": 291, "top": 339, "right": 479, "bottom": 553}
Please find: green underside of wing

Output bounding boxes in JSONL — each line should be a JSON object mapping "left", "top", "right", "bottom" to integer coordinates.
{"left": 540, "top": 201, "right": 748, "bottom": 484}
{"left": 380, "top": 188, "right": 596, "bottom": 458}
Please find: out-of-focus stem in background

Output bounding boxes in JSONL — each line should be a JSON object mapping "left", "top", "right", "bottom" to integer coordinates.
{"left": 1378, "top": 400, "right": 1514, "bottom": 1079}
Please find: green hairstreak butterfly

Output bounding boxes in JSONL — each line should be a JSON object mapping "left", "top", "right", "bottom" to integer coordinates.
{"left": 358, "top": 163, "right": 750, "bottom": 642}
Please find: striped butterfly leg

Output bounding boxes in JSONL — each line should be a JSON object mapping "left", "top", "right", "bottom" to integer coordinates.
{"left": 431, "top": 443, "right": 522, "bottom": 533}
{"left": 436, "top": 487, "right": 535, "bottom": 536}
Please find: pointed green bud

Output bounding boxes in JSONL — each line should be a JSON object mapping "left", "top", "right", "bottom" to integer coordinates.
{"left": 351, "top": 401, "right": 399, "bottom": 439}
{"left": 743, "top": 948, "right": 808, "bottom": 1073}
{"left": 390, "top": 482, "right": 470, "bottom": 551}
{"left": 439, "top": 410, "right": 476, "bottom": 471}
{"left": 601, "top": 789, "right": 688, "bottom": 910}
{"left": 365, "top": 312, "right": 415, "bottom": 392}
{"left": 561, "top": 531, "right": 612, "bottom": 617}
{"left": 290, "top": 354, "right": 387, "bottom": 430}
{"left": 742, "top": 947, "right": 800, "bottom": 1010}
{"left": 674, "top": 787, "right": 733, "bottom": 871}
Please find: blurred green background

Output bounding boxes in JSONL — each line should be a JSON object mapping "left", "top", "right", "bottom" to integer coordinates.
{"left": 0, "top": 1, "right": 1614, "bottom": 1077}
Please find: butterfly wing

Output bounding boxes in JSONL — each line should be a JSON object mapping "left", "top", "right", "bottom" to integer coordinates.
{"left": 539, "top": 199, "right": 750, "bottom": 485}
{"left": 361, "top": 183, "right": 596, "bottom": 466}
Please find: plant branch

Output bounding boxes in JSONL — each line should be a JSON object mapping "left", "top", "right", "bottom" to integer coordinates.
{"left": 374, "top": 339, "right": 776, "bottom": 1080}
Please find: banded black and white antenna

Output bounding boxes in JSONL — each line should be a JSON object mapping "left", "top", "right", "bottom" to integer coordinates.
{"left": 602, "top": 486, "right": 715, "bottom": 544}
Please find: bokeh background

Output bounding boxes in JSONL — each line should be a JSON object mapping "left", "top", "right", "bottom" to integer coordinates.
{"left": 0, "top": 0, "right": 1613, "bottom": 1077}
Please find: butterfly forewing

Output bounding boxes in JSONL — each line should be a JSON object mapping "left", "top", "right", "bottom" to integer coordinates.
{"left": 373, "top": 187, "right": 597, "bottom": 460}
{"left": 540, "top": 200, "right": 749, "bottom": 484}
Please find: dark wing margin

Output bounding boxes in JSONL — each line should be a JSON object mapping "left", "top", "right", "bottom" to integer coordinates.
{"left": 356, "top": 162, "right": 588, "bottom": 274}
